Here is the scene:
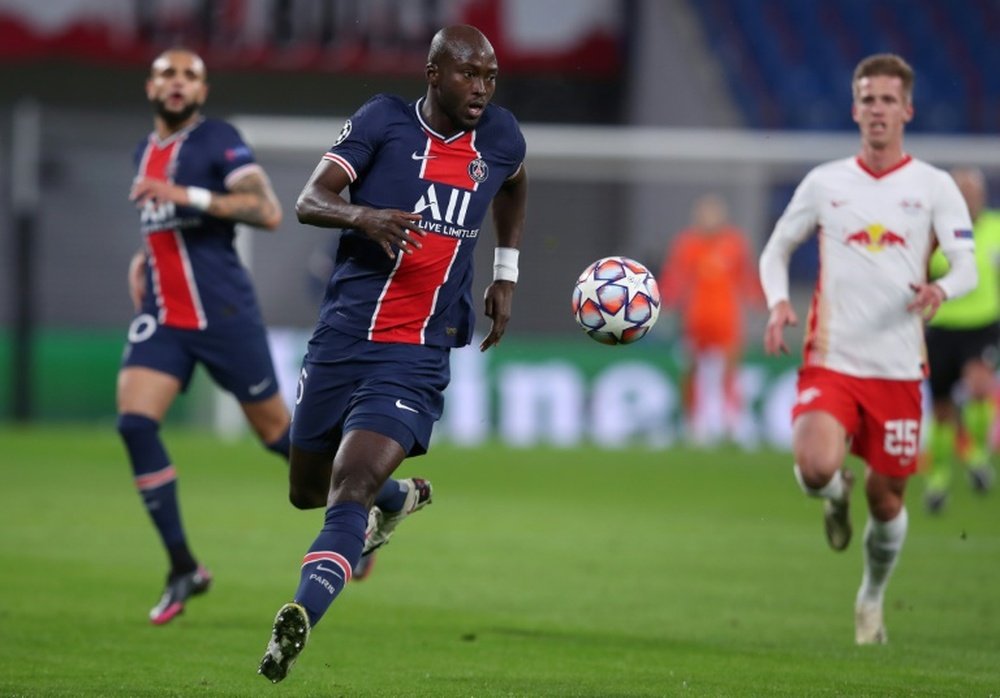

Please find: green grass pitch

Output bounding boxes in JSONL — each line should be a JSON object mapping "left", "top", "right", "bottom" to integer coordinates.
{"left": 1, "top": 426, "right": 998, "bottom": 696}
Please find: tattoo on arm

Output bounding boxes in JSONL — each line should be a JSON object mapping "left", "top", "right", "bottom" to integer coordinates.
{"left": 208, "top": 170, "right": 282, "bottom": 229}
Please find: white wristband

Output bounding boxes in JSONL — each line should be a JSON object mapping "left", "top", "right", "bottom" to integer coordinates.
{"left": 186, "top": 186, "right": 212, "bottom": 211}
{"left": 493, "top": 247, "right": 519, "bottom": 283}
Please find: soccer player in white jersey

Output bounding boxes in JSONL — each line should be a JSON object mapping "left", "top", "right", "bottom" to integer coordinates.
{"left": 758, "top": 54, "right": 977, "bottom": 645}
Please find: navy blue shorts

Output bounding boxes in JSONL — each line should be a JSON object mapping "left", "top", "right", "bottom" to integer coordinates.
{"left": 291, "top": 322, "right": 450, "bottom": 457}
{"left": 121, "top": 312, "right": 280, "bottom": 403}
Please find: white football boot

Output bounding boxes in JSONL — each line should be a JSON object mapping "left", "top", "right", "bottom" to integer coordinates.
{"left": 854, "top": 600, "right": 888, "bottom": 645}
{"left": 362, "top": 478, "right": 433, "bottom": 556}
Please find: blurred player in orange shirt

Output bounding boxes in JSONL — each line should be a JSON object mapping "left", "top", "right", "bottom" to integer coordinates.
{"left": 658, "top": 194, "right": 764, "bottom": 445}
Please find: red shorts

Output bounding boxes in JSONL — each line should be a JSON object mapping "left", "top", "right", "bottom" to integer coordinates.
{"left": 792, "top": 366, "right": 922, "bottom": 478}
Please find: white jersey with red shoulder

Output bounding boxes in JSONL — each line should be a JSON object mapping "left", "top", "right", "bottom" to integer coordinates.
{"left": 760, "top": 155, "right": 975, "bottom": 379}
{"left": 133, "top": 117, "right": 265, "bottom": 330}
{"left": 318, "top": 94, "right": 526, "bottom": 348}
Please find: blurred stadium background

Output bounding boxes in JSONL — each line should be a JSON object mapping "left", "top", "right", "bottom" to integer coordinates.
{"left": 3, "top": 0, "right": 1000, "bottom": 448}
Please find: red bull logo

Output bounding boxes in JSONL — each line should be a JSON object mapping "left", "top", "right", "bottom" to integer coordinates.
{"left": 845, "top": 224, "right": 906, "bottom": 252}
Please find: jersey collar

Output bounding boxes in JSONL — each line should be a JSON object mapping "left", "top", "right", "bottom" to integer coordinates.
{"left": 151, "top": 116, "right": 205, "bottom": 148}
{"left": 855, "top": 153, "right": 912, "bottom": 179}
{"left": 415, "top": 97, "right": 468, "bottom": 143}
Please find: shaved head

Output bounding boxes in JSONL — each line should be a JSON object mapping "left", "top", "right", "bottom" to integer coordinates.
{"left": 427, "top": 25, "right": 494, "bottom": 67}
{"left": 423, "top": 25, "right": 498, "bottom": 133}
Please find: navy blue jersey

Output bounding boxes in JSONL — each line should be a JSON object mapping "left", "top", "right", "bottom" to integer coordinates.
{"left": 133, "top": 117, "right": 265, "bottom": 329}
{"left": 319, "top": 94, "right": 526, "bottom": 348}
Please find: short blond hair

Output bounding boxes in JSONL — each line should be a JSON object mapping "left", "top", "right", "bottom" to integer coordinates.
{"left": 852, "top": 53, "right": 914, "bottom": 102}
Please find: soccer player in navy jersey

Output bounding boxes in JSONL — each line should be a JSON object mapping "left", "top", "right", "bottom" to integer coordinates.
{"left": 258, "top": 25, "right": 528, "bottom": 683}
{"left": 117, "top": 48, "right": 293, "bottom": 625}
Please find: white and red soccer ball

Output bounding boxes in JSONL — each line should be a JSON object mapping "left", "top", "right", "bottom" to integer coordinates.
{"left": 572, "top": 256, "right": 660, "bottom": 345}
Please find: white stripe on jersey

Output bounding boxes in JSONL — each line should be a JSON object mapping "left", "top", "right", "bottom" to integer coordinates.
{"left": 419, "top": 240, "right": 464, "bottom": 344}
{"left": 323, "top": 152, "right": 357, "bottom": 181}
{"left": 760, "top": 156, "right": 975, "bottom": 379}
{"left": 368, "top": 252, "right": 407, "bottom": 341}
{"left": 224, "top": 162, "right": 264, "bottom": 190}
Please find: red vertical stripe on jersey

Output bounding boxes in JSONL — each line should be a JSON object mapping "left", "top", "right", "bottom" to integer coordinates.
{"left": 142, "top": 139, "right": 175, "bottom": 180}
{"left": 421, "top": 131, "right": 481, "bottom": 191}
{"left": 139, "top": 137, "right": 205, "bottom": 329}
{"left": 369, "top": 234, "right": 461, "bottom": 343}
{"left": 148, "top": 231, "right": 203, "bottom": 329}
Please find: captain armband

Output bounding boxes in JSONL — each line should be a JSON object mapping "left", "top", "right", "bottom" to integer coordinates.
{"left": 493, "top": 247, "right": 519, "bottom": 283}
{"left": 186, "top": 186, "right": 213, "bottom": 211}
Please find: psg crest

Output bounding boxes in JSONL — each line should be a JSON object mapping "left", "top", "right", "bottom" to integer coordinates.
{"left": 468, "top": 157, "right": 489, "bottom": 183}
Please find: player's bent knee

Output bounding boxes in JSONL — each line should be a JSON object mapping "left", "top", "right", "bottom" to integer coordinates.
{"left": 792, "top": 452, "right": 840, "bottom": 487}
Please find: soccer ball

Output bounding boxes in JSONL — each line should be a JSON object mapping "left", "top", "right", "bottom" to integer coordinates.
{"left": 571, "top": 256, "right": 660, "bottom": 345}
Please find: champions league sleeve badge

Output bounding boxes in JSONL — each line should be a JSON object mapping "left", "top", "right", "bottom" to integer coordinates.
{"left": 333, "top": 119, "right": 352, "bottom": 147}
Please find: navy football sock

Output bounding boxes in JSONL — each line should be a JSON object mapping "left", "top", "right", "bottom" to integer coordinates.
{"left": 373, "top": 478, "right": 408, "bottom": 513}
{"left": 166, "top": 545, "right": 198, "bottom": 578}
{"left": 265, "top": 426, "right": 291, "bottom": 460}
{"left": 293, "top": 501, "right": 367, "bottom": 627}
{"left": 118, "top": 413, "right": 196, "bottom": 574}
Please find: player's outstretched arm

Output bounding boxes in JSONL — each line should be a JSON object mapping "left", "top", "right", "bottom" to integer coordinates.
{"left": 129, "top": 168, "right": 282, "bottom": 230}
{"left": 295, "top": 160, "right": 424, "bottom": 259}
{"left": 480, "top": 164, "right": 528, "bottom": 352}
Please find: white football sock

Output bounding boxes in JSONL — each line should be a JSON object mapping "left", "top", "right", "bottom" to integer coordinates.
{"left": 794, "top": 464, "right": 845, "bottom": 500}
{"left": 857, "top": 507, "right": 909, "bottom": 606}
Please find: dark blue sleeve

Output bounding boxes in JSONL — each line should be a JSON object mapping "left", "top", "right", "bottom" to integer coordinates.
{"left": 496, "top": 107, "right": 527, "bottom": 178}
{"left": 509, "top": 119, "right": 526, "bottom": 175}
{"left": 132, "top": 139, "right": 146, "bottom": 169}
{"left": 326, "top": 94, "right": 395, "bottom": 180}
{"left": 208, "top": 120, "right": 258, "bottom": 189}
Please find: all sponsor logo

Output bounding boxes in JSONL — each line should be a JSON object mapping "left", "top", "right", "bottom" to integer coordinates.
{"left": 140, "top": 199, "right": 176, "bottom": 229}
{"left": 412, "top": 183, "right": 478, "bottom": 236}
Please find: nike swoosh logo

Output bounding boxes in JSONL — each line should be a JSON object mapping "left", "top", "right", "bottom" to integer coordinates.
{"left": 316, "top": 564, "right": 343, "bottom": 577}
{"left": 411, "top": 152, "right": 436, "bottom": 161}
{"left": 248, "top": 378, "right": 272, "bottom": 396}
{"left": 395, "top": 399, "right": 419, "bottom": 413}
